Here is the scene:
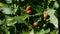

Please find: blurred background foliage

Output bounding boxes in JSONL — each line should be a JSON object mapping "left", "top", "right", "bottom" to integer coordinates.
{"left": 0, "top": 0, "right": 59, "bottom": 34}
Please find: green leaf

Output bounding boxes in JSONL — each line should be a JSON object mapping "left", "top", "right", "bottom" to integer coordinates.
{"left": 44, "top": 28, "right": 50, "bottom": 33}
{"left": 47, "top": 8, "right": 55, "bottom": 15}
{"left": 0, "top": 20, "right": 2, "bottom": 25}
{"left": 22, "top": 29, "right": 34, "bottom": 34}
{"left": 16, "top": 15, "right": 29, "bottom": 23}
{"left": 21, "top": 0, "right": 24, "bottom": 2}
{"left": 20, "top": 7, "right": 26, "bottom": 15}
{"left": 37, "top": 17, "right": 42, "bottom": 22}
{"left": 4, "top": 26, "right": 10, "bottom": 34}
{"left": 53, "top": 1, "right": 59, "bottom": 9}
{"left": 0, "top": 2, "right": 5, "bottom": 6}
{"left": 50, "top": 29, "right": 58, "bottom": 34}
{"left": 6, "top": 16, "right": 17, "bottom": 26}
{"left": 36, "top": 29, "right": 45, "bottom": 34}
{"left": 6, "top": 0, "right": 12, "bottom": 4}
{"left": 30, "top": 29, "right": 34, "bottom": 34}
{"left": 1, "top": 6, "right": 12, "bottom": 14}
{"left": 5, "top": 30, "right": 10, "bottom": 34}
{"left": 47, "top": 8, "right": 58, "bottom": 29}
{"left": 22, "top": 31, "right": 30, "bottom": 34}
{"left": 43, "top": 24, "right": 46, "bottom": 28}
{"left": 12, "top": 4, "right": 18, "bottom": 14}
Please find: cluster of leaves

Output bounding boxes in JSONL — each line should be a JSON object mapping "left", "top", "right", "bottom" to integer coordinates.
{"left": 0, "top": 0, "right": 59, "bottom": 34}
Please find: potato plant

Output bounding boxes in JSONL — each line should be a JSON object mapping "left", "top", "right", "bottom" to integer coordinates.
{"left": 0, "top": 0, "right": 59, "bottom": 34}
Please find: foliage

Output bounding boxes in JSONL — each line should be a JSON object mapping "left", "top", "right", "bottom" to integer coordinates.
{"left": 0, "top": 0, "right": 59, "bottom": 34}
